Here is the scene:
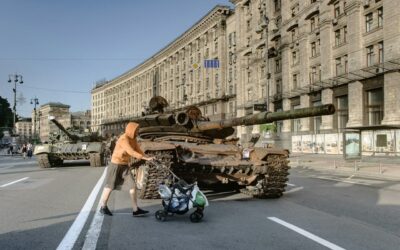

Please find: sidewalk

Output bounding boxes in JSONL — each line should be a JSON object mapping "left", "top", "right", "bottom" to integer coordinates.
{"left": 0, "top": 148, "right": 21, "bottom": 157}
{"left": 290, "top": 153, "right": 400, "bottom": 181}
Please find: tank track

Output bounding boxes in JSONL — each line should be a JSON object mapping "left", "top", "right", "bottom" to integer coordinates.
{"left": 136, "top": 151, "right": 173, "bottom": 199}
{"left": 172, "top": 153, "right": 289, "bottom": 199}
{"left": 37, "top": 154, "right": 63, "bottom": 168}
{"left": 89, "top": 153, "right": 105, "bottom": 167}
{"left": 240, "top": 154, "right": 290, "bottom": 198}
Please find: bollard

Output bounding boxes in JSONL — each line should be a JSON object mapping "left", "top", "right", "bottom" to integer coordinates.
{"left": 354, "top": 160, "right": 358, "bottom": 172}
{"left": 379, "top": 161, "right": 382, "bottom": 174}
{"left": 334, "top": 160, "right": 337, "bottom": 169}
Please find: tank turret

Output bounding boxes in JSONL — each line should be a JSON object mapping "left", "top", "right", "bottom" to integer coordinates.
{"left": 133, "top": 96, "right": 335, "bottom": 140}
{"left": 49, "top": 117, "right": 103, "bottom": 142}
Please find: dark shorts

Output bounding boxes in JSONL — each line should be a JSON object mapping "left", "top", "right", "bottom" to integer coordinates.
{"left": 105, "top": 163, "right": 135, "bottom": 190}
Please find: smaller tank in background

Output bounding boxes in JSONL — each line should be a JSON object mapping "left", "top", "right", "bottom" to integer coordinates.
{"left": 34, "top": 116, "right": 107, "bottom": 168}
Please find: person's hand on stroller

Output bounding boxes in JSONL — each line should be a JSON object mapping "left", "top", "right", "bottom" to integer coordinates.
{"left": 142, "top": 155, "right": 155, "bottom": 161}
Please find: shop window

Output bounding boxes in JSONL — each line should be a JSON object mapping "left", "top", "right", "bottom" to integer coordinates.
{"left": 366, "top": 88, "right": 383, "bottom": 125}
{"left": 336, "top": 95, "right": 348, "bottom": 130}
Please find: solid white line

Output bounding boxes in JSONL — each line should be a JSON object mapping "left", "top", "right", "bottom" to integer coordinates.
{"left": 268, "top": 217, "right": 346, "bottom": 250}
{"left": 82, "top": 202, "right": 105, "bottom": 250}
{"left": 287, "top": 183, "right": 296, "bottom": 187}
{"left": 56, "top": 167, "right": 107, "bottom": 250}
{"left": 0, "top": 177, "right": 29, "bottom": 187}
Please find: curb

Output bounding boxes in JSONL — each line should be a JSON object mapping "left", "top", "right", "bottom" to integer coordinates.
{"left": 291, "top": 165, "right": 400, "bottom": 181}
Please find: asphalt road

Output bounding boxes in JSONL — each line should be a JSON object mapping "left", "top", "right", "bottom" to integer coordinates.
{"left": 0, "top": 156, "right": 399, "bottom": 250}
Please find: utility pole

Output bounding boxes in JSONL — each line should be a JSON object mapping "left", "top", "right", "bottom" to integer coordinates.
{"left": 7, "top": 74, "right": 24, "bottom": 132}
{"left": 31, "top": 97, "right": 39, "bottom": 142}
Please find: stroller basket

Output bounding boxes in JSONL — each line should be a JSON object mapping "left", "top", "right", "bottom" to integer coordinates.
{"left": 150, "top": 160, "right": 208, "bottom": 223}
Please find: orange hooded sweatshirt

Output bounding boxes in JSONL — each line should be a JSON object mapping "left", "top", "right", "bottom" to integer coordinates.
{"left": 111, "top": 122, "right": 145, "bottom": 165}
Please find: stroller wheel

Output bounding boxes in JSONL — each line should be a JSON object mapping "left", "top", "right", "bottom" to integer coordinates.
{"left": 189, "top": 211, "right": 203, "bottom": 223}
{"left": 155, "top": 210, "right": 167, "bottom": 222}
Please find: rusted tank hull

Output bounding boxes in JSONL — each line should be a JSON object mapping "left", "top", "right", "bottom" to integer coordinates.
{"left": 135, "top": 141, "right": 290, "bottom": 199}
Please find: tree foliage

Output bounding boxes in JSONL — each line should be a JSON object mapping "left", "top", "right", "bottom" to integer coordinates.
{"left": 0, "top": 96, "right": 14, "bottom": 139}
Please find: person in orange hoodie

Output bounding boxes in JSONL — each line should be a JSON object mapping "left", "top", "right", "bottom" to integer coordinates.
{"left": 99, "top": 122, "right": 154, "bottom": 216}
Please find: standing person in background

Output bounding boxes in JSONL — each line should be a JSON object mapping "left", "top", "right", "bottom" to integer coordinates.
{"left": 27, "top": 143, "right": 33, "bottom": 158}
{"left": 21, "top": 144, "right": 27, "bottom": 159}
{"left": 99, "top": 122, "right": 154, "bottom": 217}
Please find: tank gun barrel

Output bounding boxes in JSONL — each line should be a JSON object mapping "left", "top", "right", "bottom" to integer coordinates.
{"left": 49, "top": 117, "right": 79, "bottom": 141}
{"left": 195, "top": 104, "right": 335, "bottom": 131}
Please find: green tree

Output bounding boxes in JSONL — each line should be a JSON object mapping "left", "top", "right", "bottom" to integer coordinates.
{"left": 0, "top": 96, "right": 14, "bottom": 140}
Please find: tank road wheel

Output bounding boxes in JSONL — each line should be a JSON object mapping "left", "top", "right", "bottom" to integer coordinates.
{"left": 89, "top": 153, "right": 106, "bottom": 167}
{"left": 37, "top": 154, "right": 63, "bottom": 168}
{"left": 240, "top": 154, "right": 290, "bottom": 199}
{"left": 135, "top": 152, "right": 172, "bottom": 199}
{"left": 37, "top": 154, "right": 51, "bottom": 168}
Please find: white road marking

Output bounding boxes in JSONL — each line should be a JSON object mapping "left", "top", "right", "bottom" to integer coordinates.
{"left": 284, "top": 186, "right": 303, "bottom": 194}
{"left": 316, "top": 176, "right": 372, "bottom": 186}
{"left": 0, "top": 177, "right": 29, "bottom": 187}
{"left": 287, "top": 183, "right": 296, "bottom": 187}
{"left": 56, "top": 167, "right": 107, "bottom": 250}
{"left": 82, "top": 202, "right": 105, "bottom": 250}
{"left": 268, "top": 217, "right": 346, "bottom": 250}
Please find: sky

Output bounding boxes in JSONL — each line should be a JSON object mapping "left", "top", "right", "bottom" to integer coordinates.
{"left": 0, "top": 0, "right": 233, "bottom": 118}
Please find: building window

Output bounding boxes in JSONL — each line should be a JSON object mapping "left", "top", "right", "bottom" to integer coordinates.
{"left": 366, "top": 88, "right": 384, "bottom": 125}
{"left": 378, "top": 41, "right": 384, "bottom": 63}
{"left": 366, "top": 13, "right": 373, "bottom": 32}
{"left": 292, "top": 50, "right": 298, "bottom": 65}
{"left": 334, "top": 2, "right": 341, "bottom": 18}
{"left": 366, "top": 45, "right": 374, "bottom": 66}
{"left": 378, "top": 7, "right": 383, "bottom": 28}
{"left": 336, "top": 95, "right": 348, "bottom": 130}
{"left": 292, "top": 74, "right": 298, "bottom": 90}
{"left": 344, "top": 55, "right": 348, "bottom": 73}
{"left": 292, "top": 104, "right": 301, "bottom": 132}
{"left": 343, "top": 26, "right": 347, "bottom": 43}
{"left": 335, "top": 57, "right": 342, "bottom": 76}
{"left": 274, "top": 0, "right": 281, "bottom": 12}
{"left": 311, "top": 42, "right": 317, "bottom": 57}
{"left": 276, "top": 79, "right": 282, "bottom": 94}
{"left": 310, "top": 17, "right": 316, "bottom": 31}
{"left": 291, "top": 30, "right": 295, "bottom": 42}
{"left": 313, "top": 100, "right": 322, "bottom": 132}
{"left": 275, "top": 59, "right": 281, "bottom": 73}
{"left": 291, "top": 5, "right": 299, "bottom": 17}
{"left": 247, "top": 88, "right": 253, "bottom": 100}
{"left": 335, "top": 29, "right": 341, "bottom": 46}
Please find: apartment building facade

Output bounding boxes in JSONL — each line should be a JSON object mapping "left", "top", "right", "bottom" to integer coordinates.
{"left": 15, "top": 118, "right": 32, "bottom": 143}
{"left": 92, "top": 0, "right": 400, "bottom": 156}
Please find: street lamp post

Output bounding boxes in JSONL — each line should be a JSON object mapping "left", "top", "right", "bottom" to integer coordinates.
{"left": 30, "top": 97, "right": 39, "bottom": 142}
{"left": 7, "top": 74, "right": 24, "bottom": 131}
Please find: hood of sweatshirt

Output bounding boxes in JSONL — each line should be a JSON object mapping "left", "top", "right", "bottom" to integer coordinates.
{"left": 125, "top": 122, "right": 139, "bottom": 139}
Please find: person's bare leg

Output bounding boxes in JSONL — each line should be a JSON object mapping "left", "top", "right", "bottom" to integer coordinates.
{"left": 129, "top": 187, "right": 138, "bottom": 211}
{"left": 100, "top": 187, "right": 112, "bottom": 207}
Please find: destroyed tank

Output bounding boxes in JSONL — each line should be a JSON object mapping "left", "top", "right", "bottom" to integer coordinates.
{"left": 33, "top": 117, "right": 107, "bottom": 168}
{"left": 128, "top": 96, "right": 335, "bottom": 199}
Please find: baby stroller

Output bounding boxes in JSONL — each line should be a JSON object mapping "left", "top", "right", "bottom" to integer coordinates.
{"left": 151, "top": 161, "right": 209, "bottom": 223}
